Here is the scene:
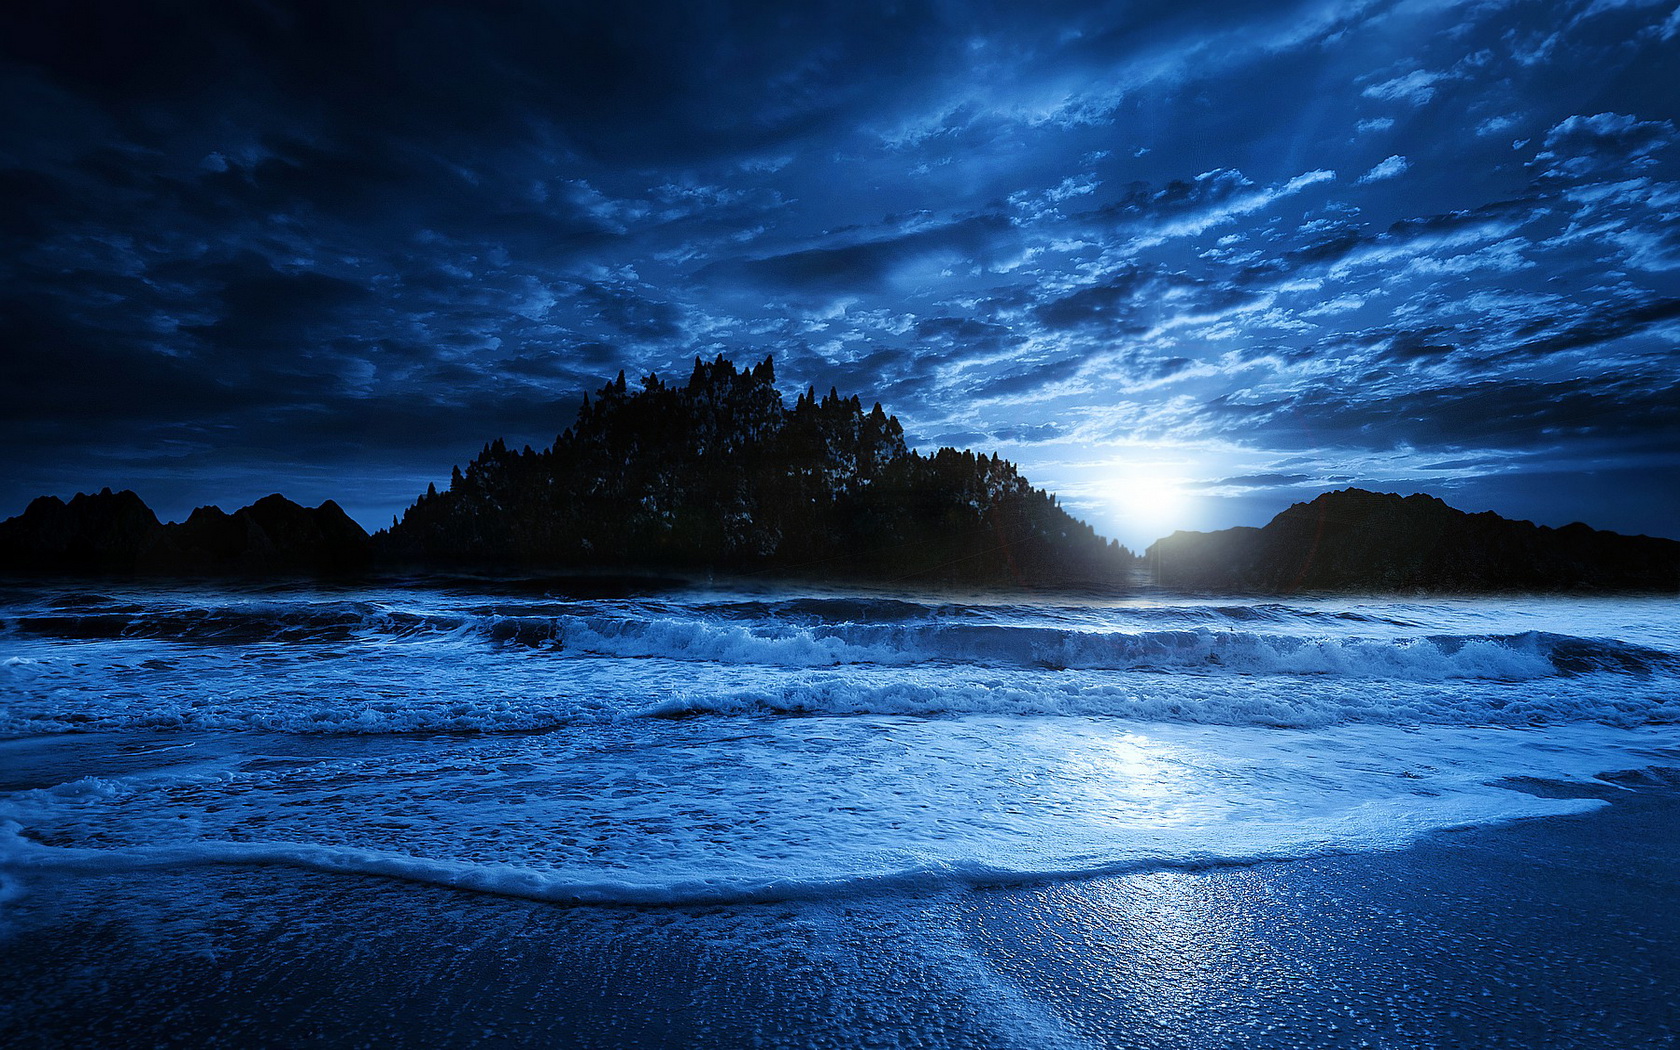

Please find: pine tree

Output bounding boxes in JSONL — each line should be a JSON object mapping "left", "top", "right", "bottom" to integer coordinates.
{"left": 385, "top": 357, "right": 1136, "bottom": 585}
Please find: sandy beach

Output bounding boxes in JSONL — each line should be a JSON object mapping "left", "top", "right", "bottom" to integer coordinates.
{"left": 5, "top": 769, "right": 1677, "bottom": 1049}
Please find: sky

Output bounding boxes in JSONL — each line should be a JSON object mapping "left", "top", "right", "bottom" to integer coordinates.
{"left": 3, "top": 0, "right": 1678, "bottom": 549}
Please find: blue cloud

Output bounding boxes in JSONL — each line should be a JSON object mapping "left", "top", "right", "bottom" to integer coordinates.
{"left": 1, "top": 0, "right": 1676, "bottom": 540}
{"left": 1357, "top": 155, "right": 1409, "bottom": 183}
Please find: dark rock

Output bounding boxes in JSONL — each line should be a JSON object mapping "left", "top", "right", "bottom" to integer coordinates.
{"left": 0, "top": 488, "right": 169, "bottom": 572}
{"left": 233, "top": 495, "right": 370, "bottom": 571}
{"left": 168, "top": 505, "right": 267, "bottom": 569}
{"left": 0, "top": 491, "right": 370, "bottom": 576}
{"left": 1146, "top": 488, "right": 1680, "bottom": 594}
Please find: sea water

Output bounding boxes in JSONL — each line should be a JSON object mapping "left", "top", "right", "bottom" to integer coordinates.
{"left": 1, "top": 578, "right": 1676, "bottom": 909}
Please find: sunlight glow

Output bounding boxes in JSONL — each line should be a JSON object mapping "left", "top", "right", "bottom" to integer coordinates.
{"left": 1109, "top": 466, "right": 1196, "bottom": 548}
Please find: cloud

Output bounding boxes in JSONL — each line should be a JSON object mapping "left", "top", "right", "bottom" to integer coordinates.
{"left": 1090, "top": 168, "right": 1256, "bottom": 222}
{"left": 1361, "top": 70, "right": 1450, "bottom": 106}
{"left": 973, "top": 355, "right": 1088, "bottom": 400}
{"left": 1475, "top": 114, "right": 1518, "bottom": 137}
{"left": 0, "top": 294, "right": 255, "bottom": 425}
{"left": 1300, "top": 198, "right": 1544, "bottom": 281}
{"left": 1357, "top": 155, "right": 1409, "bottom": 183}
{"left": 1533, "top": 112, "right": 1676, "bottom": 179}
{"left": 572, "top": 281, "right": 685, "bottom": 341}
{"left": 181, "top": 255, "right": 373, "bottom": 355}
{"left": 1507, "top": 296, "right": 1680, "bottom": 358}
{"left": 721, "top": 214, "right": 1017, "bottom": 293}
{"left": 1186, "top": 472, "right": 1316, "bottom": 491}
{"left": 1101, "top": 168, "right": 1336, "bottom": 249}
{"left": 1205, "top": 374, "right": 1680, "bottom": 454}
{"left": 913, "top": 316, "right": 1021, "bottom": 355}
{"left": 1009, "top": 174, "right": 1101, "bottom": 223}
{"left": 871, "top": 0, "right": 1412, "bottom": 145}
{"left": 1032, "top": 266, "right": 1260, "bottom": 335}
{"left": 994, "top": 422, "right": 1066, "bottom": 443}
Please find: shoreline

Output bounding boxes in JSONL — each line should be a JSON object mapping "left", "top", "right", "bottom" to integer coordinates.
{"left": 3, "top": 771, "right": 1678, "bottom": 1048}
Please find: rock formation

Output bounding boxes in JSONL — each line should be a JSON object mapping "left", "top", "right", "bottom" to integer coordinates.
{"left": 0, "top": 489, "right": 370, "bottom": 574}
{"left": 1147, "top": 488, "right": 1679, "bottom": 593}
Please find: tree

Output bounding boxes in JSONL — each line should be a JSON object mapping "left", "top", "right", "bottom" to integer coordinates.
{"left": 385, "top": 356, "right": 1135, "bottom": 586}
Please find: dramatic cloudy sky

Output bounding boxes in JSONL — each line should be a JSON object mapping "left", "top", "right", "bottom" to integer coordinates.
{"left": 4, "top": 0, "right": 1678, "bottom": 547}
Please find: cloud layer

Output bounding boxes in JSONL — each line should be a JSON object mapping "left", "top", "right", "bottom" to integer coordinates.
{"left": 2, "top": 0, "right": 1677, "bottom": 545}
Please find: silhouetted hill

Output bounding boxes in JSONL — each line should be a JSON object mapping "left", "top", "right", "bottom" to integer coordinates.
{"left": 0, "top": 489, "right": 166, "bottom": 573}
{"left": 382, "top": 356, "right": 1134, "bottom": 586}
{"left": 0, "top": 489, "right": 370, "bottom": 574}
{"left": 1147, "top": 488, "right": 1680, "bottom": 593}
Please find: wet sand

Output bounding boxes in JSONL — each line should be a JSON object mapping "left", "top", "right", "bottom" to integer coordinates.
{"left": 3, "top": 771, "right": 1678, "bottom": 1049}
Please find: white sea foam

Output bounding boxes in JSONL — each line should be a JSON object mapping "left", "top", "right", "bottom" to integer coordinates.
{"left": 0, "top": 720, "right": 1641, "bottom": 907}
{"left": 2, "top": 655, "right": 1677, "bottom": 736}
{"left": 0, "top": 800, "right": 1605, "bottom": 908}
{"left": 1, "top": 583, "right": 1676, "bottom": 907}
{"left": 12, "top": 599, "right": 1675, "bottom": 679}
{"left": 3, "top": 585, "right": 1677, "bottom": 737}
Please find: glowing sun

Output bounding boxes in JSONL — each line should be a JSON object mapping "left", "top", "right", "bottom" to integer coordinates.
{"left": 1110, "top": 468, "right": 1195, "bottom": 546}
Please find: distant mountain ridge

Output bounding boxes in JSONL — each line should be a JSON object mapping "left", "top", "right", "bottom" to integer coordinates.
{"left": 4, "top": 361, "right": 1676, "bottom": 592}
{"left": 0, "top": 356, "right": 1134, "bottom": 586}
{"left": 0, "top": 489, "right": 370, "bottom": 574}
{"left": 1147, "top": 488, "right": 1679, "bottom": 594}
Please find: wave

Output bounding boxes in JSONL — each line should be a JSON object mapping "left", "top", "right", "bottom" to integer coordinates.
{"left": 688, "top": 597, "right": 1420, "bottom": 628}
{"left": 5, "top": 662, "right": 1678, "bottom": 737}
{"left": 7, "top": 603, "right": 440, "bottom": 645}
{"left": 1, "top": 596, "right": 1418, "bottom": 642}
{"left": 634, "top": 673, "right": 1680, "bottom": 729}
{"left": 7, "top": 600, "right": 1680, "bottom": 683}
{"left": 0, "top": 792, "right": 1605, "bottom": 907}
{"left": 557, "top": 621, "right": 1680, "bottom": 680}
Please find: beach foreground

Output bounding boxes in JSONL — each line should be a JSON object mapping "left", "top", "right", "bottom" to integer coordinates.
{"left": 3, "top": 770, "right": 1677, "bottom": 1049}
{"left": 2, "top": 581, "right": 1678, "bottom": 1047}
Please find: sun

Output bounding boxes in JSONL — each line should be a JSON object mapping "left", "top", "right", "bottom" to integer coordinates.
{"left": 1109, "top": 468, "right": 1195, "bottom": 548}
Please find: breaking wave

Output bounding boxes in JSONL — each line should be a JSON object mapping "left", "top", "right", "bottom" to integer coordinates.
{"left": 8, "top": 601, "right": 1677, "bottom": 681}
{"left": 4, "top": 587, "right": 1678, "bottom": 737}
{"left": 0, "top": 789, "right": 1607, "bottom": 908}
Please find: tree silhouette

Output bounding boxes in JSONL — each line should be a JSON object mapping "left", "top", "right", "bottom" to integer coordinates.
{"left": 385, "top": 355, "right": 1135, "bottom": 586}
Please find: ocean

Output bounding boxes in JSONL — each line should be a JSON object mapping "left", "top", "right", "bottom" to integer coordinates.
{"left": 2, "top": 579, "right": 1678, "bottom": 1046}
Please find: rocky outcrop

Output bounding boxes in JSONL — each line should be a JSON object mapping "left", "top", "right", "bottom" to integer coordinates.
{"left": 1147, "top": 488, "right": 1680, "bottom": 594}
{"left": 382, "top": 356, "right": 1136, "bottom": 587}
{"left": 0, "top": 489, "right": 170, "bottom": 572}
{"left": 0, "top": 490, "right": 370, "bottom": 575}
